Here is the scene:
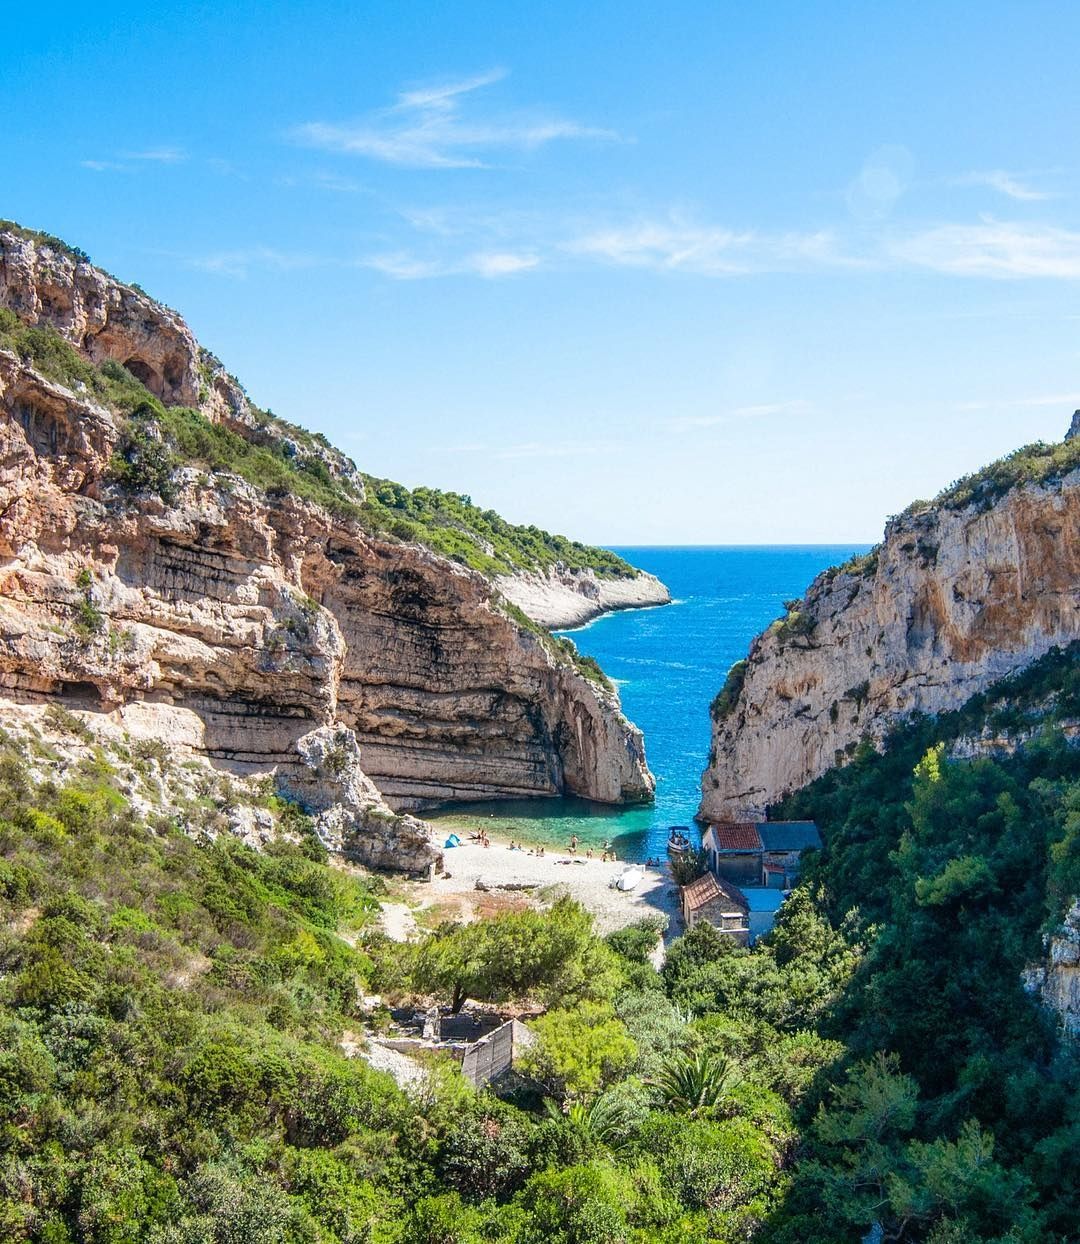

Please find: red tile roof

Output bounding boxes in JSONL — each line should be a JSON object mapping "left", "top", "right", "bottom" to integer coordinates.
{"left": 708, "top": 822, "right": 763, "bottom": 852}
{"left": 682, "top": 872, "right": 748, "bottom": 913}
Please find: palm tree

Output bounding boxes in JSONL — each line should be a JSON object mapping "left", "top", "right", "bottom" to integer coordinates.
{"left": 546, "top": 1091, "right": 634, "bottom": 1150}
{"left": 652, "top": 1049, "right": 740, "bottom": 1116}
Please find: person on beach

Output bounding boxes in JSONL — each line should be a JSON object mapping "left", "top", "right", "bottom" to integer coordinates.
{"left": 586, "top": 847, "right": 593, "bottom": 859}
{"left": 569, "top": 834, "right": 579, "bottom": 855}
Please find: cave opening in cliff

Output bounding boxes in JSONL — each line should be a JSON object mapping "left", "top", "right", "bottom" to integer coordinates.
{"left": 123, "top": 356, "right": 162, "bottom": 396}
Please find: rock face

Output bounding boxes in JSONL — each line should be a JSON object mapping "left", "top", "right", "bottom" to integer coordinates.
{"left": 284, "top": 726, "right": 437, "bottom": 873}
{"left": 0, "top": 227, "right": 655, "bottom": 871}
{"left": 0, "top": 230, "right": 201, "bottom": 406}
{"left": 700, "top": 466, "right": 1080, "bottom": 820}
{"left": 1025, "top": 900, "right": 1080, "bottom": 1035}
{"left": 497, "top": 566, "right": 671, "bottom": 630}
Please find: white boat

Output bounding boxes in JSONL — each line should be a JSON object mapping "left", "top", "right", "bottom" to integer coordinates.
{"left": 615, "top": 867, "right": 643, "bottom": 892}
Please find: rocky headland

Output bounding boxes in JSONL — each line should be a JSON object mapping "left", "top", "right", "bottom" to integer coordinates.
{"left": 496, "top": 565, "right": 670, "bottom": 630}
{"left": 0, "top": 223, "right": 659, "bottom": 873}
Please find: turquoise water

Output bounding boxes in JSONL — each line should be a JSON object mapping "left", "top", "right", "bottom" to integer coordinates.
{"left": 430, "top": 545, "right": 868, "bottom": 861}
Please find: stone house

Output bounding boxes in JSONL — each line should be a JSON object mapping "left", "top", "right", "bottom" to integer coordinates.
{"left": 702, "top": 820, "right": 821, "bottom": 888}
{"left": 701, "top": 822, "right": 765, "bottom": 886}
{"left": 680, "top": 872, "right": 750, "bottom": 944}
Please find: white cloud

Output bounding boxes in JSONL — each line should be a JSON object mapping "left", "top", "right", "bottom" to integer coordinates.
{"left": 122, "top": 146, "right": 187, "bottom": 163}
{"left": 361, "top": 249, "right": 539, "bottom": 280}
{"left": 81, "top": 146, "right": 188, "bottom": 173}
{"left": 288, "top": 69, "right": 615, "bottom": 169}
{"left": 469, "top": 251, "right": 539, "bottom": 277}
{"left": 954, "top": 170, "right": 1058, "bottom": 202}
{"left": 277, "top": 170, "right": 365, "bottom": 193}
{"left": 566, "top": 217, "right": 851, "bottom": 275}
{"left": 892, "top": 219, "right": 1080, "bottom": 278}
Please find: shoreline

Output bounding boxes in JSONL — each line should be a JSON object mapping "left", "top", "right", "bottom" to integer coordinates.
{"left": 554, "top": 598, "right": 676, "bottom": 636}
{"left": 426, "top": 800, "right": 674, "bottom": 862}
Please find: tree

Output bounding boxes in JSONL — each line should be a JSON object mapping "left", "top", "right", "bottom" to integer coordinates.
{"left": 409, "top": 898, "right": 619, "bottom": 1013}
{"left": 520, "top": 1003, "right": 637, "bottom": 1101}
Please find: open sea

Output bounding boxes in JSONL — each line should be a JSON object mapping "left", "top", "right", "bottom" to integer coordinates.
{"left": 430, "top": 545, "right": 869, "bottom": 862}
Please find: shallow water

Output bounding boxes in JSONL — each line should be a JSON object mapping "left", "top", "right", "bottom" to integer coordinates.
{"left": 430, "top": 545, "right": 868, "bottom": 862}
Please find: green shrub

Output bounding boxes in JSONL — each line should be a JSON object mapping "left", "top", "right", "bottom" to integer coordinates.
{"left": 710, "top": 659, "right": 747, "bottom": 720}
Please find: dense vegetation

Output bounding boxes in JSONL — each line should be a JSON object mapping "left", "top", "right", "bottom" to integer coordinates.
{"left": 920, "top": 435, "right": 1080, "bottom": 515}
{"left": 2, "top": 652, "right": 1080, "bottom": 1240}
{"left": 0, "top": 722, "right": 853, "bottom": 1243}
{"left": 769, "top": 642, "right": 1080, "bottom": 1241}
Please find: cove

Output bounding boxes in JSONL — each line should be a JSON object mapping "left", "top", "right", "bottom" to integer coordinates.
{"left": 429, "top": 545, "right": 868, "bottom": 862}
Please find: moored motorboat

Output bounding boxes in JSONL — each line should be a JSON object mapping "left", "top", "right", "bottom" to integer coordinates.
{"left": 667, "top": 826, "right": 694, "bottom": 856}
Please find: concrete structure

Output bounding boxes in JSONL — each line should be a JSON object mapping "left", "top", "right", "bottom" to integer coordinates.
{"left": 680, "top": 872, "right": 749, "bottom": 944}
{"left": 741, "top": 887, "right": 787, "bottom": 944}
{"left": 378, "top": 1009, "right": 536, "bottom": 1089}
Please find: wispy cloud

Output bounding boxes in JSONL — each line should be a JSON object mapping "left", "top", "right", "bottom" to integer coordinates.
{"left": 954, "top": 169, "right": 1059, "bottom": 202}
{"left": 566, "top": 217, "right": 853, "bottom": 275}
{"left": 122, "top": 146, "right": 187, "bottom": 163}
{"left": 670, "top": 401, "right": 814, "bottom": 430}
{"left": 187, "top": 247, "right": 321, "bottom": 278}
{"left": 891, "top": 219, "right": 1080, "bottom": 278}
{"left": 81, "top": 146, "right": 188, "bottom": 173}
{"left": 361, "top": 249, "right": 539, "bottom": 280}
{"left": 288, "top": 69, "right": 616, "bottom": 169}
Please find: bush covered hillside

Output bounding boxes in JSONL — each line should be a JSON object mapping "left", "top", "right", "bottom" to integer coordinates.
{"left": 0, "top": 715, "right": 853, "bottom": 1243}
{"left": 6, "top": 651, "right": 1080, "bottom": 1240}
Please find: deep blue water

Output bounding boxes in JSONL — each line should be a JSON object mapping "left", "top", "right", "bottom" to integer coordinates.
{"left": 430, "top": 545, "right": 868, "bottom": 861}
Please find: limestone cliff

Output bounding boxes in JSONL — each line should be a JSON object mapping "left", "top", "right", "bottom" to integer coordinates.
{"left": 700, "top": 448, "right": 1080, "bottom": 820}
{"left": 497, "top": 565, "right": 670, "bottom": 630}
{"left": 0, "top": 224, "right": 655, "bottom": 870}
{"left": 1025, "top": 900, "right": 1080, "bottom": 1036}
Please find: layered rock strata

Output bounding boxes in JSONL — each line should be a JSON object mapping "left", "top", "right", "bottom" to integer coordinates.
{"left": 0, "top": 227, "right": 655, "bottom": 870}
{"left": 700, "top": 465, "right": 1080, "bottom": 820}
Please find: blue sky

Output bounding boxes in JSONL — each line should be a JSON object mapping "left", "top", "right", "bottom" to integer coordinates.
{"left": 7, "top": 1, "right": 1080, "bottom": 543}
